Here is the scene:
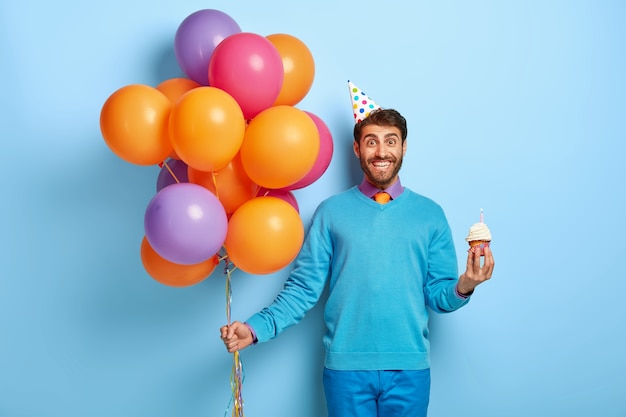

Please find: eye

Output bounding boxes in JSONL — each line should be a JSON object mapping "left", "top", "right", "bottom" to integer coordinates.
{"left": 386, "top": 138, "right": 397, "bottom": 146}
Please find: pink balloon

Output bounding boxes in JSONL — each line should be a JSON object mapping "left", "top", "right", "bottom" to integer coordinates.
{"left": 283, "top": 111, "right": 334, "bottom": 190}
{"left": 208, "top": 32, "right": 284, "bottom": 120}
{"left": 256, "top": 187, "right": 299, "bottom": 213}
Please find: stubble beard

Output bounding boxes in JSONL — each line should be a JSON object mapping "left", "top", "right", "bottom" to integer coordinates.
{"left": 360, "top": 155, "right": 403, "bottom": 189}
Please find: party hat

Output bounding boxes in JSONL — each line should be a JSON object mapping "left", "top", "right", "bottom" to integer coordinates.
{"left": 348, "top": 80, "right": 381, "bottom": 123}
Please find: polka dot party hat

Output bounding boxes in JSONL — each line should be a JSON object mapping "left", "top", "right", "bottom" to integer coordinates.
{"left": 348, "top": 80, "right": 381, "bottom": 123}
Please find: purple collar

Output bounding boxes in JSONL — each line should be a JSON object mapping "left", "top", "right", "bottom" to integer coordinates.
{"left": 358, "top": 177, "right": 404, "bottom": 200}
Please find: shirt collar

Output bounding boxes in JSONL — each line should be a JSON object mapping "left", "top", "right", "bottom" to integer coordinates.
{"left": 358, "top": 177, "right": 404, "bottom": 200}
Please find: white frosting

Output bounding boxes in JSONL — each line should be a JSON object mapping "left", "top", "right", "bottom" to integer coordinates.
{"left": 465, "top": 222, "right": 492, "bottom": 242}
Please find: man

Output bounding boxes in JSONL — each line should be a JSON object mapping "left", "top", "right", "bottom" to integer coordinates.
{"left": 221, "top": 107, "right": 495, "bottom": 417}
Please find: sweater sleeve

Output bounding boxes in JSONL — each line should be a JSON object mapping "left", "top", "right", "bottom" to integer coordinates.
{"left": 246, "top": 207, "right": 331, "bottom": 342}
{"left": 424, "top": 216, "right": 470, "bottom": 313}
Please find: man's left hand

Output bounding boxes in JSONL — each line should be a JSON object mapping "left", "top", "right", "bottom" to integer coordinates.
{"left": 457, "top": 246, "right": 495, "bottom": 296}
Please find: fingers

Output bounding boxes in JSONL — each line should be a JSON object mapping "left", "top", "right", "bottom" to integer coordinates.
{"left": 220, "top": 327, "right": 240, "bottom": 353}
{"left": 473, "top": 246, "right": 482, "bottom": 269}
{"left": 464, "top": 246, "right": 495, "bottom": 285}
{"left": 219, "top": 325, "right": 229, "bottom": 338}
{"left": 225, "top": 338, "right": 240, "bottom": 353}
{"left": 221, "top": 321, "right": 243, "bottom": 339}
{"left": 466, "top": 246, "right": 482, "bottom": 274}
{"left": 482, "top": 246, "right": 495, "bottom": 278}
{"left": 465, "top": 247, "right": 476, "bottom": 271}
{"left": 220, "top": 321, "right": 251, "bottom": 353}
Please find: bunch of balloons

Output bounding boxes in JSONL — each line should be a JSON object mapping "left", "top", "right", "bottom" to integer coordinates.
{"left": 100, "top": 9, "right": 334, "bottom": 287}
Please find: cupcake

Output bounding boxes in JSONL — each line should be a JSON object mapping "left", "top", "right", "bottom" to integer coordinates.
{"left": 465, "top": 222, "right": 492, "bottom": 255}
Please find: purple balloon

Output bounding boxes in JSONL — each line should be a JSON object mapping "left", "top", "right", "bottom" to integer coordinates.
{"left": 145, "top": 183, "right": 228, "bottom": 265}
{"left": 156, "top": 159, "right": 189, "bottom": 191}
{"left": 174, "top": 9, "right": 242, "bottom": 85}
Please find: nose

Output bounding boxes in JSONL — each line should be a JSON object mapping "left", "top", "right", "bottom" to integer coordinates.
{"left": 375, "top": 143, "right": 389, "bottom": 158}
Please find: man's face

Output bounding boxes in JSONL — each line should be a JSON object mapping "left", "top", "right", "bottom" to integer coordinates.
{"left": 353, "top": 124, "right": 407, "bottom": 189}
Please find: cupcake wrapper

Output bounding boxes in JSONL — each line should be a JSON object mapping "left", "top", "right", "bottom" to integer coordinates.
{"left": 468, "top": 240, "right": 490, "bottom": 255}
{"left": 468, "top": 240, "right": 490, "bottom": 248}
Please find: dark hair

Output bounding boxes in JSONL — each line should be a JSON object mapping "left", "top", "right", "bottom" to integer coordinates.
{"left": 353, "top": 108, "right": 408, "bottom": 143}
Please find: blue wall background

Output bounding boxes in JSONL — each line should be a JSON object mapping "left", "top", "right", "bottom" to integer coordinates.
{"left": 1, "top": 1, "right": 625, "bottom": 416}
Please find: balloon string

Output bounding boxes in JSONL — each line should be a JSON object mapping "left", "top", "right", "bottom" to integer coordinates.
{"left": 225, "top": 259, "right": 233, "bottom": 325}
{"left": 212, "top": 171, "right": 219, "bottom": 200}
{"left": 230, "top": 350, "right": 245, "bottom": 417}
{"left": 161, "top": 160, "right": 180, "bottom": 184}
{"left": 223, "top": 253, "right": 245, "bottom": 417}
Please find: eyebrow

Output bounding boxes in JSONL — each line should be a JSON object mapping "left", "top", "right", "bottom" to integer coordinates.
{"left": 363, "top": 132, "right": 400, "bottom": 140}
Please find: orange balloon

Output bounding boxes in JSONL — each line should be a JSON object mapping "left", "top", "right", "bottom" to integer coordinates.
{"left": 188, "top": 152, "right": 259, "bottom": 215}
{"left": 240, "top": 105, "right": 319, "bottom": 189}
{"left": 267, "top": 34, "right": 315, "bottom": 106}
{"left": 157, "top": 77, "right": 201, "bottom": 103}
{"left": 224, "top": 196, "right": 304, "bottom": 275}
{"left": 100, "top": 84, "right": 173, "bottom": 165}
{"left": 156, "top": 77, "right": 198, "bottom": 165}
{"left": 140, "top": 236, "right": 220, "bottom": 287}
{"left": 169, "top": 86, "right": 246, "bottom": 172}
{"left": 169, "top": 150, "right": 182, "bottom": 160}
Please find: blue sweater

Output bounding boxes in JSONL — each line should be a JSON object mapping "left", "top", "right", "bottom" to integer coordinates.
{"left": 246, "top": 185, "right": 469, "bottom": 371}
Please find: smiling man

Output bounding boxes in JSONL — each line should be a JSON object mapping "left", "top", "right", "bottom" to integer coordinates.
{"left": 221, "top": 106, "right": 495, "bottom": 417}
{"left": 354, "top": 110, "right": 406, "bottom": 190}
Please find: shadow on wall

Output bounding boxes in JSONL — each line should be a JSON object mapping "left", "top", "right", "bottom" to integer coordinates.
{"left": 150, "top": 39, "right": 186, "bottom": 86}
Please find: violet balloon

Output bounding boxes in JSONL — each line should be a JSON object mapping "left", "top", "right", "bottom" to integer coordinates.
{"left": 174, "top": 9, "right": 241, "bottom": 85}
{"left": 208, "top": 32, "right": 284, "bottom": 120}
{"left": 156, "top": 159, "right": 189, "bottom": 191}
{"left": 284, "top": 111, "right": 334, "bottom": 190}
{"left": 144, "top": 183, "right": 228, "bottom": 265}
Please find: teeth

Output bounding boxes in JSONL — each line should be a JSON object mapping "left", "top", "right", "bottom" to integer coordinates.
{"left": 373, "top": 161, "right": 390, "bottom": 168}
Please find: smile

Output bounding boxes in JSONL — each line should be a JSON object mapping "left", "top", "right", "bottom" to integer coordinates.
{"left": 372, "top": 160, "right": 392, "bottom": 168}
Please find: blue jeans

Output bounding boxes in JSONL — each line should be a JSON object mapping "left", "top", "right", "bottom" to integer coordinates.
{"left": 323, "top": 368, "right": 431, "bottom": 417}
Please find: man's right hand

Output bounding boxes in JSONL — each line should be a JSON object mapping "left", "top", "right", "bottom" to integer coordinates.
{"left": 220, "top": 321, "right": 255, "bottom": 353}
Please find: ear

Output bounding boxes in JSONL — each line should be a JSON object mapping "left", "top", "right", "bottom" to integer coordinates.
{"left": 402, "top": 140, "right": 407, "bottom": 156}
{"left": 353, "top": 140, "right": 360, "bottom": 158}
